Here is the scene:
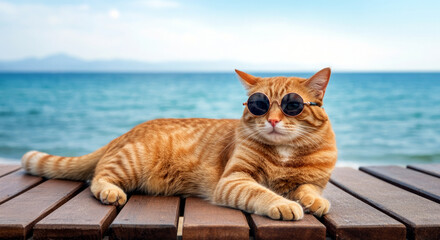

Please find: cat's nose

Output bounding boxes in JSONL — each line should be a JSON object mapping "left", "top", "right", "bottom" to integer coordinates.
{"left": 268, "top": 119, "right": 280, "bottom": 127}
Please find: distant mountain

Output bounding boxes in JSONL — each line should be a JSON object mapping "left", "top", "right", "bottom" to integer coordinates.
{"left": 0, "top": 54, "right": 249, "bottom": 72}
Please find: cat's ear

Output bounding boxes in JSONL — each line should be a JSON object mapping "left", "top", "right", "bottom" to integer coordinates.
{"left": 235, "top": 69, "right": 258, "bottom": 89}
{"left": 306, "top": 67, "right": 331, "bottom": 101}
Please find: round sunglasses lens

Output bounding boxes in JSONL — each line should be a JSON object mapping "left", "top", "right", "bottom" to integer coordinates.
{"left": 247, "top": 93, "right": 270, "bottom": 116}
{"left": 281, "top": 93, "right": 304, "bottom": 116}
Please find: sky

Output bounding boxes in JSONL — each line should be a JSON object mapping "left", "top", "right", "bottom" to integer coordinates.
{"left": 0, "top": 0, "right": 439, "bottom": 71}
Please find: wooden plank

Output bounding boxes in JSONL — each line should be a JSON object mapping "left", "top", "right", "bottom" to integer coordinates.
{"left": 249, "top": 214, "right": 325, "bottom": 240}
{"left": 0, "top": 179, "right": 83, "bottom": 240}
{"left": 0, "top": 164, "right": 21, "bottom": 178}
{"left": 0, "top": 170, "right": 44, "bottom": 204}
{"left": 361, "top": 165, "right": 440, "bottom": 203}
{"left": 110, "top": 195, "right": 180, "bottom": 240}
{"left": 182, "top": 197, "right": 249, "bottom": 240}
{"left": 33, "top": 187, "right": 117, "bottom": 240}
{"left": 407, "top": 163, "right": 440, "bottom": 178}
{"left": 330, "top": 167, "right": 440, "bottom": 240}
{"left": 322, "top": 182, "right": 406, "bottom": 240}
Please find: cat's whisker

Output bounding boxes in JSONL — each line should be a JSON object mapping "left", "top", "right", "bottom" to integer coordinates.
{"left": 296, "top": 130, "right": 321, "bottom": 148}
{"left": 218, "top": 126, "right": 261, "bottom": 156}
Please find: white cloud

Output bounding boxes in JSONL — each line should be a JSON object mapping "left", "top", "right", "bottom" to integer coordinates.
{"left": 108, "top": 9, "right": 120, "bottom": 19}
{"left": 0, "top": 1, "right": 16, "bottom": 15}
{"left": 78, "top": 4, "right": 90, "bottom": 11}
{"left": 140, "top": 0, "right": 180, "bottom": 9}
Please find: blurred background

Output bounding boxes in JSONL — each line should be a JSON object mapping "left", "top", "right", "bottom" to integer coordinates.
{"left": 0, "top": 0, "right": 439, "bottom": 166}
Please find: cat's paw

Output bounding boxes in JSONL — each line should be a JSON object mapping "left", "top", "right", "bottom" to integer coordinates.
{"left": 299, "top": 194, "right": 330, "bottom": 217}
{"left": 100, "top": 188, "right": 127, "bottom": 206}
{"left": 267, "top": 200, "right": 304, "bottom": 220}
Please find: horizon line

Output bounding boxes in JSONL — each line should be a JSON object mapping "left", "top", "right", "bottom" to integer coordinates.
{"left": 1, "top": 70, "right": 440, "bottom": 74}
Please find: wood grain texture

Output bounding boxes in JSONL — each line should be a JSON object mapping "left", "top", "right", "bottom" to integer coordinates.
{"left": 0, "top": 180, "right": 83, "bottom": 240}
{"left": 0, "top": 164, "right": 21, "bottom": 178}
{"left": 361, "top": 165, "right": 440, "bottom": 203}
{"left": 0, "top": 170, "right": 44, "bottom": 204}
{"left": 182, "top": 197, "right": 249, "bottom": 240}
{"left": 330, "top": 167, "right": 440, "bottom": 240}
{"left": 33, "top": 187, "right": 116, "bottom": 240}
{"left": 322, "top": 182, "right": 406, "bottom": 240}
{"left": 110, "top": 195, "right": 180, "bottom": 240}
{"left": 407, "top": 163, "right": 440, "bottom": 178}
{"left": 249, "top": 213, "right": 325, "bottom": 240}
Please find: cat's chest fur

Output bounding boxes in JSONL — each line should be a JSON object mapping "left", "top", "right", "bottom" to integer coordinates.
{"left": 275, "top": 145, "right": 294, "bottom": 163}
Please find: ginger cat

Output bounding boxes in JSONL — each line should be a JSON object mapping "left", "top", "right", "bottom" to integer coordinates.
{"left": 22, "top": 68, "right": 337, "bottom": 220}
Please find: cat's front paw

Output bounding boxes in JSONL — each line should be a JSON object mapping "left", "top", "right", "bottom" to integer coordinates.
{"left": 299, "top": 194, "right": 330, "bottom": 217}
{"left": 267, "top": 200, "right": 304, "bottom": 220}
{"left": 100, "top": 188, "right": 127, "bottom": 206}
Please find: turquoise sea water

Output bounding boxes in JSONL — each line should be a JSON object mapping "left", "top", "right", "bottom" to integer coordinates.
{"left": 1, "top": 72, "right": 439, "bottom": 166}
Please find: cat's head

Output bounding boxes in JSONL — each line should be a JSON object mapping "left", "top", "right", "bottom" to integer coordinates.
{"left": 237, "top": 68, "right": 331, "bottom": 146}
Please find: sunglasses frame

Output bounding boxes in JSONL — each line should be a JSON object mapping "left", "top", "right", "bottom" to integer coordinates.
{"left": 243, "top": 92, "right": 320, "bottom": 117}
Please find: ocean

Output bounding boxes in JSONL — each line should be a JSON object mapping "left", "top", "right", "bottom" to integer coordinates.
{"left": 1, "top": 72, "right": 439, "bottom": 167}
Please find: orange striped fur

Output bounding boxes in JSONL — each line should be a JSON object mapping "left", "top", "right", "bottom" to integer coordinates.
{"left": 22, "top": 68, "right": 337, "bottom": 220}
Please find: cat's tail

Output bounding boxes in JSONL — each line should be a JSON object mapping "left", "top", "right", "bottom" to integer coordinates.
{"left": 21, "top": 146, "right": 107, "bottom": 181}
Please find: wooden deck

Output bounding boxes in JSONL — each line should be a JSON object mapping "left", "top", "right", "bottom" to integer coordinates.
{"left": 0, "top": 164, "right": 439, "bottom": 240}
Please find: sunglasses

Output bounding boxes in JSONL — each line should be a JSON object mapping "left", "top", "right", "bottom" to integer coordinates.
{"left": 243, "top": 92, "right": 321, "bottom": 117}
